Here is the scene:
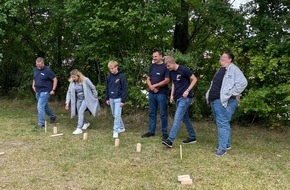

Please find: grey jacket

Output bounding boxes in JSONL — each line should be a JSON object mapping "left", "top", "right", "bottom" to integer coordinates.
{"left": 65, "top": 77, "right": 100, "bottom": 118}
{"left": 206, "top": 63, "right": 248, "bottom": 108}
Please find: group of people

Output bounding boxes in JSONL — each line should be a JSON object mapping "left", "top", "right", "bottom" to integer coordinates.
{"left": 33, "top": 58, "right": 127, "bottom": 138}
{"left": 32, "top": 49, "right": 247, "bottom": 157}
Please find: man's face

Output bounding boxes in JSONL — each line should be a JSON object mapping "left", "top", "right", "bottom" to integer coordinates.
{"left": 220, "top": 53, "right": 232, "bottom": 67}
{"left": 165, "top": 62, "right": 174, "bottom": 71}
{"left": 108, "top": 65, "right": 118, "bottom": 74}
{"left": 35, "top": 61, "right": 44, "bottom": 70}
{"left": 152, "top": 52, "right": 162, "bottom": 63}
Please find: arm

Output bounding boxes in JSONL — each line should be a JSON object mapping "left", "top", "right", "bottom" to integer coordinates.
{"left": 120, "top": 75, "right": 127, "bottom": 106}
{"left": 170, "top": 83, "right": 175, "bottom": 103}
{"left": 32, "top": 80, "right": 36, "bottom": 92}
{"left": 152, "top": 77, "right": 170, "bottom": 89}
{"left": 65, "top": 83, "right": 72, "bottom": 110}
{"left": 50, "top": 77, "right": 57, "bottom": 95}
{"left": 182, "top": 74, "right": 198, "bottom": 98}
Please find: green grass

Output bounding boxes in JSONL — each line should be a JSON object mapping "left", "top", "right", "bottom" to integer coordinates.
{"left": 0, "top": 99, "right": 289, "bottom": 190}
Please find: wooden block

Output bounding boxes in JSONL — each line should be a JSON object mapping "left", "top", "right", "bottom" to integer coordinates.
{"left": 53, "top": 126, "right": 58, "bottom": 135}
{"left": 136, "top": 143, "right": 141, "bottom": 152}
{"left": 178, "top": 175, "right": 190, "bottom": 182}
{"left": 0, "top": 152, "right": 4, "bottom": 155}
{"left": 50, "top": 133, "right": 63, "bottom": 137}
{"left": 83, "top": 132, "right": 88, "bottom": 140}
{"left": 114, "top": 139, "right": 119, "bottom": 147}
{"left": 180, "top": 178, "right": 192, "bottom": 185}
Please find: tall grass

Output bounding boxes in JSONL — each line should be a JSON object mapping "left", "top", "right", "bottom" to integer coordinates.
{"left": 0, "top": 99, "right": 289, "bottom": 190}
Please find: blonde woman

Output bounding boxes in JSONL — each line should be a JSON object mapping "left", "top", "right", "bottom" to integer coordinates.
{"left": 65, "top": 69, "right": 100, "bottom": 134}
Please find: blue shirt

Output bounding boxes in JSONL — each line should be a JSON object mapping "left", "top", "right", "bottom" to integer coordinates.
{"left": 170, "top": 65, "right": 194, "bottom": 101}
{"left": 148, "top": 63, "right": 169, "bottom": 95}
{"left": 33, "top": 66, "right": 56, "bottom": 93}
{"left": 106, "top": 69, "right": 127, "bottom": 103}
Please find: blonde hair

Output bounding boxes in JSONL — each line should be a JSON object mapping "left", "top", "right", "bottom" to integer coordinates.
{"left": 68, "top": 69, "right": 85, "bottom": 83}
{"left": 163, "top": 56, "right": 175, "bottom": 64}
{"left": 108, "top": 60, "right": 118, "bottom": 68}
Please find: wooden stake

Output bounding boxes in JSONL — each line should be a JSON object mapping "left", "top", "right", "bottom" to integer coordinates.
{"left": 0, "top": 152, "right": 4, "bottom": 155}
{"left": 180, "top": 145, "right": 183, "bottom": 160}
{"left": 44, "top": 120, "right": 47, "bottom": 133}
{"left": 83, "top": 132, "right": 88, "bottom": 140}
{"left": 50, "top": 133, "right": 63, "bottom": 137}
{"left": 136, "top": 143, "right": 141, "bottom": 152}
{"left": 114, "top": 138, "right": 120, "bottom": 147}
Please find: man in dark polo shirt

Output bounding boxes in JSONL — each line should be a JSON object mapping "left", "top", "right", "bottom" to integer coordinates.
{"left": 141, "top": 50, "right": 170, "bottom": 141}
{"left": 32, "top": 57, "right": 57, "bottom": 128}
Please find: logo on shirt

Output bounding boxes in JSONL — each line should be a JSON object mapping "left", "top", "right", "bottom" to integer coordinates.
{"left": 41, "top": 73, "right": 45, "bottom": 76}
{"left": 176, "top": 74, "right": 181, "bottom": 81}
{"left": 115, "top": 79, "right": 120, "bottom": 83}
{"left": 156, "top": 72, "right": 161, "bottom": 75}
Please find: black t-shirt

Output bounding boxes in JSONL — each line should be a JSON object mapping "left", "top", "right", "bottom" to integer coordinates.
{"left": 33, "top": 66, "right": 56, "bottom": 93}
{"left": 170, "top": 65, "right": 194, "bottom": 101}
{"left": 148, "top": 63, "right": 169, "bottom": 94}
{"left": 208, "top": 67, "right": 226, "bottom": 102}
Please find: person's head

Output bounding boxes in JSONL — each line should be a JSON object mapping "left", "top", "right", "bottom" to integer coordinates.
{"left": 69, "top": 69, "right": 84, "bottom": 83}
{"left": 152, "top": 50, "right": 163, "bottom": 64}
{"left": 35, "top": 57, "right": 45, "bottom": 70}
{"left": 220, "top": 51, "right": 234, "bottom": 67}
{"left": 163, "top": 55, "right": 177, "bottom": 71}
{"left": 108, "top": 60, "right": 119, "bottom": 74}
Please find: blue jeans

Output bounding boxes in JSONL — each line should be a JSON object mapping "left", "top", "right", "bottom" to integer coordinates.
{"left": 76, "top": 99, "right": 88, "bottom": 128}
{"left": 109, "top": 98, "right": 125, "bottom": 133}
{"left": 168, "top": 97, "right": 196, "bottom": 142}
{"left": 148, "top": 93, "right": 168, "bottom": 135}
{"left": 210, "top": 98, "right": 238, "bottom": 150}
{"left": 36, "top": 92, "right": 56, "bottom": 126}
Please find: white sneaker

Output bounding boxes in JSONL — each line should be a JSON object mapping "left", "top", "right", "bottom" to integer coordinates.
{"left": 119, "top": 128, "right": 125, "bottom": 133}
{"left": 72, "top": 128, "right": 83, "bottom": 135}
{"left": 113, "top": 132, "right": 118, "bottom": 138}
{"left": 82, "top": 122, "right": 90, "bottom": 130}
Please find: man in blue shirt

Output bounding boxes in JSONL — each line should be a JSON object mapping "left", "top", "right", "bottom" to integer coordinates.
{"left": 162, "top": 56, "right": 198, "bottom": 148}
{"left": 32, "top": 57, "right": 57, "bottom": 128}
{"left": 142, "top": 50, "right": 170, "bottom": 141}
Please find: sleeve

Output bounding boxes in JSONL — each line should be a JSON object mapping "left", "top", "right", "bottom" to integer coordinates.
{"left": 65, "top": 83, "right": 72, "bottom": 104}
{"left": 231, "top": 68, "right": 248, "bottom": 96}
{"left": 121, "top": 74, "right": 127, "bottom": 103}
{"left": 86, "top": 78, "right": 98, "bottom": 98}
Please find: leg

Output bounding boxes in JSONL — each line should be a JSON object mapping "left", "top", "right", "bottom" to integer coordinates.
{"left": 168, "top": 98, "right": 190, "bottom": 142}
{"left": 77, "top": 100, "right": 87, "bottom": 128}
{"left": 182, "top": 101, "right": 196, "bottom": 140}
{"left": 36, "top": 92, "right": 50, "bottom": 127}
{"left": 110, "top": 98, "right": 124, "bottom": 133}
{"left": 45, "top": 100, "right": 56, "bottom": 122}
{"left": 148, "top": 93, "right": 157, "bottom": 134}
{"left": 211, "top": 99, "right": 231, "bottom": 151}
{"left": 225, "top": 98, "right": 239, "bottom": 147}
{"left": 158, "top": 93, "right": 168, "bottom": 135}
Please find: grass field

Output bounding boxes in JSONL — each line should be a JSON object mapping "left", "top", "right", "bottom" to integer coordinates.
{"left": 0, "top": 99, "right": 289, "bottom": 190}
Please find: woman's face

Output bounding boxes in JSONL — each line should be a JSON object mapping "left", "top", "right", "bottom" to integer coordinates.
{"left": 71, "top": 75, "right": 79, "bottom": 82}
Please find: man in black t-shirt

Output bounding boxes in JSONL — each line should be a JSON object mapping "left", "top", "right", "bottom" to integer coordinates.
{"left": 32, "top": 57, "right": 57, "bottom": 128}
{"left": 162, "top": 56, "right": 198, "bottom": 148}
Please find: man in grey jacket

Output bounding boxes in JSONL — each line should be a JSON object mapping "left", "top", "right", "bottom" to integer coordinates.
{"left": 206, "top": 51, "right": 247, "bottom": 156}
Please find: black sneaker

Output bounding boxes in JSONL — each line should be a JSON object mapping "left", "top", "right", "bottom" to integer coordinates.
{"left": 35, "top": 125, "right": 44, "bottom": 129}
{"left": 162, "top": 134, "right": 168, "bottom": 141}
{"left": 182, "top": 138, "right": 197, "bottom": 144}
{"left": 162, "top": 139, "right": 173, "bottom": 148}
{"left": 141, "top": 132, "right": 155, "bottom": 138}
{"left": 50, "top": 116, "right": 57, "bottom": 124}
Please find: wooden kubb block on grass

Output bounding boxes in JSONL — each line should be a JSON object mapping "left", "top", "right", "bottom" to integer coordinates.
{"left": 178, "top": 175, "right": 193, "bottom": 185}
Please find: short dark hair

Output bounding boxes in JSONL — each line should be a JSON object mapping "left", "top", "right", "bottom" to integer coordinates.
{"left": 153, "top": 49, "right": 163, "bottom": 56}
{"left": 223, "top": 51, "right": 234, "bottom": 62}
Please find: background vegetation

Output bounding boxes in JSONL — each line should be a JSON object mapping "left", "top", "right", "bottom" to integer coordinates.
{"left": 0, "top": 0, "right": 289, "bottom": 127}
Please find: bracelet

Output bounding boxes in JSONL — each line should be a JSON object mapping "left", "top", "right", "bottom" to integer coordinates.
{"left": 186, "top": 88, "right": 190, "bottom": 92}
